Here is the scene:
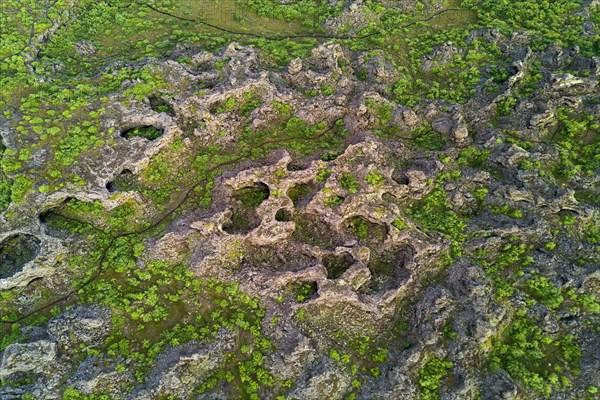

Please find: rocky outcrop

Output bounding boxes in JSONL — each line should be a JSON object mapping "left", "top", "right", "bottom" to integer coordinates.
{"left": 1, "top": 6, "right": 599, "bottom": 398}
{"left": 0, "top": 341, "right": 57, "bottom": 378}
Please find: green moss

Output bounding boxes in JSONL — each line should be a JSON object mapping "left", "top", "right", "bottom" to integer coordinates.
{"left": 235, "top": 185, "right": 270, "bottom": 208}
{"left": 490, "top": 204, "right": 524, "bottom": 219}
{"left": 240, "top": 92, "right": 262, "bottom": 117}
{"left": 476, "top": 239, "right": 534, "bottom": 300}
{"left": 347, "top": 216, "right": 387, "bottom": 243}
{"left": 412, "top": 123, "right": 446, "bottom": 151}
{"left": 325, "top": 195, "right": 345, "bottom": 207}
{"left": 526, "top": 275, "right": 564, "bottom": 309}
{"left": 457, "top": 147, "right": 490, "bottom": 167}
{"left": 0, "top": 323, "right": 21, "bottom": 352}
{"left": 9, "top": 175, "right": 33, "bottom": 204}
{"left": 62, "top": 387, "right": 110, "bottom": 400}
{"left": 407, "top": 188, "right": 466, "bottom": 241}
{"left": 464, "top": 0, "right": 592, "bottom": 52}
{"left": 391, "top": 218, "right": 406, "bottom": 230}
{"left": 490, "top": 315, "right": 580, "bottom": 396}
{"left": 246, "top": 0, "right": 341, "bottom": 29}
{"left": 418, "top": 357, "right": 453, "bottom": 400}
{"left": 340, "top": 173, "right": 360, "bottom": 194}
{"left": 0, "top": 178, "right": 12, "bottom": 210}
{"left": 365, "top": 170, "right": 385, "bottom": 187}
{"left": 316, "top": 168, "right": 332, "bottom": 182}
{"left": 295, "top": 282, "right": 317, "bottom": 303}
{"left": 214, "top": 97, "right": 238, "bottom": 114}
{"left": 121, "top": 126, "right": 164, "bottom": 140}
{"left": 551, "top": 108, "right": 600, "bottom": 179}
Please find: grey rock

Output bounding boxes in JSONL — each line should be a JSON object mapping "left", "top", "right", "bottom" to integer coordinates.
{"left": 131, "top": 329, "right": 236, "bottom": 399}
{"left": 288, "top": 359, "right": 352, "bottom": 400}
{"left": 75, "top": 40, "right": 97, "bottom": 57}
{"left": 47, "top": 305, "right": 111, "bottom": 349}
{"left": 413, "top": 287, "right": 455, "bottom": 345}
{"left": 0, "top": 340, "right": 57, "bottom": 378}
{"left": 432, "top": 117, "right": 453, "bottom": 136}
{"left": 483, "top": 370, "right": 518, "bottom": 400}
{"left": 68, "top": 357, "right": 133, "bottom": 397}
{"left": 422, "top": 42, "right": 462, "bottom": 72}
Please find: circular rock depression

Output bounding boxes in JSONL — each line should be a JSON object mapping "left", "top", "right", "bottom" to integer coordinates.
{"left": 0, "top": 234, "right": 41, "bottom": 279}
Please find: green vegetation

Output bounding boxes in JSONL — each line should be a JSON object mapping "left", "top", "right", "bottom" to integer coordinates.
{"left": 418, "top": 357, "right": 453, "bottom": 400}
{"left": 0, "top": 0, "right": 598, "bottom": 398}
{"left": 490, "top": 204, "right": 524, "bottom": 219}
{"left": 526, "top": 275, "right": 564, "bottom": 309}
{"left": 316, "top": 168, "right": 332, "bottom": 182}
{"left": 295, "top": 282, "right": 317, "bottom": 303}
{"left": 325, "top": 194, "right": 345, "bottom": 207}
{"left": 79, "top": 248, "right": 275, "bottom": 397}
{"left": 391, "top": 218, "right": 406, "bottom": 230}
{"left": 457, "top": 147, "right": 490, "bottom": 167}
{"left": 121, "top": 126, "right": 164, "bottom": 140}
{"left": 407, "top": 188, "right": 466, "bottom": 241}
{"left": 365, "top": 170, "right": 385, "bottom": 187}
{"left": 247, "top": 0, "right": 341, "bottom": 29}
{"left": 412, "top": 124, "right": 447, "bottom": 151}
{"left": 350, "top": 217, "right": 369, "bottom": 240}
{"left": 0, "top": 178, "right": 12, "bottom": 210}
{"left": 476, "top": 240, "right": 534, "bottom": 301}
{"left": 490, "top": 314, "right": 580, "bottom": 396}
{"left": 464, "top": 0, "right": 595, "bottom": 52}
{"left": 347, "top": 216, "right": 387, "bottom": 243}
{"left": 551, "top": 108, "right": 600, "bottom": 179}
{"left": 235, "top": 185, "right": 270, "bottom": 208}
{"left": 62, "top": 387, "right": 110, "bottom": 400}
{"left": 340, "top": 173, "right": 360, "bottom": 194}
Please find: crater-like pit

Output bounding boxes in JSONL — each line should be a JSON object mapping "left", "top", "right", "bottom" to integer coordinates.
{"left": 367, "top": 246, "right": 414, "bottom": 293}
{"left": 243, "top": 243, "right": 316, "bottom": 272}
{"left": 287, "top": 182, "right": 318, "bottom": 208}
{"left": 39, "top": 197, "right": 92, "bottom": 237}
{"left": 0, "top": 234, "right": 41, "bottom": 279}
{"left": 223, "top": 183, "right": 270, "bottom": 234}
{"left": 323, "top": 252, "right": 355, "bottom": 279}
{"left": 275, "top": 208, "right": 292, "bottom": 222}
{"left": 291, "top": 212, "right": 345, "bottom": 248}
{"left": 120, "top": 126, "right": 164, "bottom": 140}
{"left": 106, "top": 169, "right": 135, "bottom": 193}
{"left": 149, "top": 96, "right": 175, "bottom": 117}
{"left": 392, "top": 170, "right": 409, "bottom": 185}
{"left": 346, "top": 216, "right": 389, "bottom": 244}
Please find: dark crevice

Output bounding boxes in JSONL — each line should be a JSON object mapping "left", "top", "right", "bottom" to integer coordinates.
{"left": 287, "top": 182, "right": 318, "bottom": 208}
{"left": 324, "top": 252, "right": 355, "bottom": 280}
{"left": 120, "top": 126, "right": 164, "bottom": 140}
{"left": 275, "top": 208, "right": 292, "bottom": 222}
{"left": 149, "top": 96, "right": 175, "bottom": 117}
{"left": 367, "top": 246, "right": 414, "bottom": 293}
{"left": 0, "top": 234, "right": 41, "bottom": 279}
{"left": 106, "top": 169, "right": 135, "bottom": 193}
{"left": 392, "top": 170, "right": 410, "bottom": 185}
{"left": 222, "top": 183, "right": 270, "bottom": 234}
